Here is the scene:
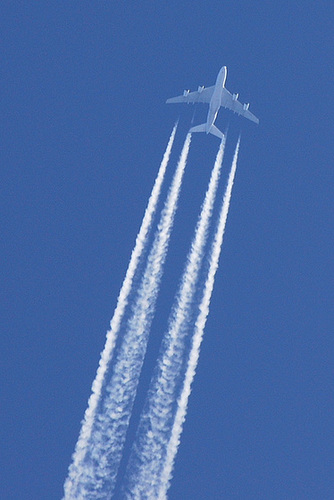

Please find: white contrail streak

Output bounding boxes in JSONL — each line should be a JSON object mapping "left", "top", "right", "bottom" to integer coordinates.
{"left": 63, "top": 124, "right": 178, "bottom": 499}
{"left": 123, "top": 138, "right": 226, "bottom": 499}
{"left": 65, "top": 133, "right": 191, "bottom": 499}
{"left": 157, "top": 137, "right": 241, "bottom": 500}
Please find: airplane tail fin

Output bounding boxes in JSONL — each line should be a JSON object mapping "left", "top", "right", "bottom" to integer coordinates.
{"left": 189, "top": 123, "right": 224, "bottom": 140}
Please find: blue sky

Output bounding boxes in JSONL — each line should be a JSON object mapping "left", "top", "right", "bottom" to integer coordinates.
{"left": 1, "top": 2, "right": 333, "bottom": 499}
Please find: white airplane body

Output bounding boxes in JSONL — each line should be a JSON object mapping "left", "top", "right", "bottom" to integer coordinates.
{"left": 166, "top": 66, "right": 259, "bottom": 139}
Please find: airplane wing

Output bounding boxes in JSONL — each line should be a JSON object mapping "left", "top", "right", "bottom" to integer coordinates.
{"left": 166, "top": 86, "right": 215, "bottom": 104}
{"left": 220, "top": 87, "right": 259, "bottom": 124}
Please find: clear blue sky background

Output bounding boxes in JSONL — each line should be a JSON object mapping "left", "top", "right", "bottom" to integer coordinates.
{"left": 1, "top": 3, "right": 333, "bottom": 499}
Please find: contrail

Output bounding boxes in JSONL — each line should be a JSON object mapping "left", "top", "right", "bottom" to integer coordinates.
{"left": 63, "top": 124, "right": 178, "bottom": 499}
{"left": 123, "top": 137, "right": 226, "bottom": 499}
{"left": 65, "top": 133, "right": 191, "bottom": 499}
{"left": 157, "top": 137, "right": 241, "bottom": 500}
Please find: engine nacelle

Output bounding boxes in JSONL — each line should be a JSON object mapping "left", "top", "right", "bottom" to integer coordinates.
{"left": 232, "top": 93, "right": 239, "bottom": 101}
{"left": 243, "top": 103, "right": 250, "bottom": 111}
{"left": 198, "top": 85, "right": 205, "bottom": 93}
{"left": 183, "top": 89, "right": 190, "bottom": 96}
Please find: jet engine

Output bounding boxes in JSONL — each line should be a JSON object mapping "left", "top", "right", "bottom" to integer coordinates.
{"left": 243, "top": 103, "right": 250, "bottom": 110}
{"left": 198, "top": 85, "right": 205, "bottom": 93}
{"left": 183, "top": 89, "right": 190, "bottom": 96}
{"left": 232, "top": 93, "right": 239, "bottom": 101}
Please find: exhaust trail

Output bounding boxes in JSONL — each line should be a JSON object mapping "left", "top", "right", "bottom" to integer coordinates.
{"left": 190, "top": 108, "right": 196, "bottom": 125}
{"left": 63, "top": 124, "right": 178, "bottom": 499}
{"left": 65, "top": 133, "right": 191, "bottom": 500}
{"left": 157, "top": 137, "right": 241, "bottom": 500}
{"left": 123, "top": 138, "right": 226, "bottom": 499}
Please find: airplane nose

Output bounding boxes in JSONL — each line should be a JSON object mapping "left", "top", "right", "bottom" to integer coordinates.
{"left": 220, "top": 66, "right": 227, "bottom": 76}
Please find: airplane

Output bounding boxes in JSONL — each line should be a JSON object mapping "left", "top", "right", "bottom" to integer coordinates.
{"left": 166, "top": 66, "right": 259, "bottom": 139}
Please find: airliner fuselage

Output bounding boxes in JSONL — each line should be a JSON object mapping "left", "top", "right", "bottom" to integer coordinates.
{"left": 205, "top": 66, "right": 227, "bottom": 134}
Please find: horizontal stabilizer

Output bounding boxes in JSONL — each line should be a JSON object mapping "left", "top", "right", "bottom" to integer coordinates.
{"left": 209, "top": 125, "right": 224, "bottom": 140}
{"left": 189, "top": 123, "right": 224, "bottom": 140}
{"left": 189, "top": 123, "right": 206, "bottom": 133}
